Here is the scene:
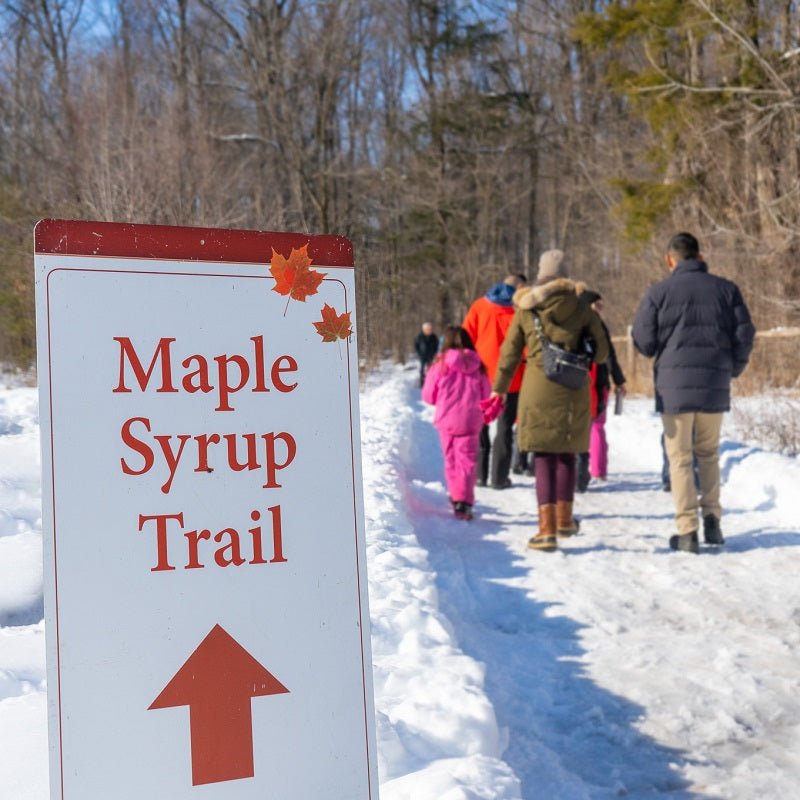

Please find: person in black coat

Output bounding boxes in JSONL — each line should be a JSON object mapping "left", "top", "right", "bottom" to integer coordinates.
{"left": 575, "top": 289, "right": 626, "bottom": 492}
{"left": 414, "top": 322, "right": 439, "bottom": 387}
{"left": 632, "top": 232, "right": 755, "bottom": 553}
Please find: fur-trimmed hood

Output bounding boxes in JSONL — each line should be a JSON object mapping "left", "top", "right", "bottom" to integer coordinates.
{"left": 513, "top": 277, "right": 578, "bottom": 311}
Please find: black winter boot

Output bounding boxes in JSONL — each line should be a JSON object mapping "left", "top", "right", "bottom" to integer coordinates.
{"left": 669, "top": 531, "right": 699, "bottom": 554}
{"left": 703, "top": 514, "right": 725, "bottom": 545}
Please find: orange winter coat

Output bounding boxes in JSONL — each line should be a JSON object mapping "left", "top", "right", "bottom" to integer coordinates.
{"left": 463, "top": 286, "right": 525, "bottom": 393}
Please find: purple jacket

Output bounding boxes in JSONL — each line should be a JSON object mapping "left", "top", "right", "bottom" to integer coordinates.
{"left": 422, "top": 349, "right": 491, "bottom": 435}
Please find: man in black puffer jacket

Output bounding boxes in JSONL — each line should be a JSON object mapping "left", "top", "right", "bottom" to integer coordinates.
{"left": 632, "top": 232, "right": 755, "bottom": 553}
{"left": 414, "top": 322, "right": 439, "bottom": 387}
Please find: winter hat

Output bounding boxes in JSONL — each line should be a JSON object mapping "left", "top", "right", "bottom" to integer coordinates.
{"left": 537, "top": 249, "right": 566, "bottom": 281}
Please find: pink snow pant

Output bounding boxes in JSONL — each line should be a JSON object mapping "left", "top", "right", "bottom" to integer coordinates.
{"left": 589, "top": 407, "right": 608, "bottom": 478}
{"left": 438, "top": 429, "right": 480, "bottom": 505}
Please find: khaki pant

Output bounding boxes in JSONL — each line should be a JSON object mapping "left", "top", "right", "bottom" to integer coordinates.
{"left": 662, "top": 412, "right": 723, "bottom": 535}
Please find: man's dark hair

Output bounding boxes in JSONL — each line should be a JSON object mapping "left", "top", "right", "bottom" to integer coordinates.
{"left": 503, "top": 273, "right": 528, "bottom": 288}
{"left": 667, "top": 232, "right": 700, "bottom": 260}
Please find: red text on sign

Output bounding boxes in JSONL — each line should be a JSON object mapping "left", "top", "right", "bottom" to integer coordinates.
{"left": 112, "top": 335, "right": 298, "bottom": 411}
{"left": 139, "top": 507, "right": 287, "bottom": 571}
{"left": 120, "top": 417, "right": 296, "bottom": 493}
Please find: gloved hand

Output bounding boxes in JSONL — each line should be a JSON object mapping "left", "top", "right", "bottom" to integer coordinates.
{"left": 479, "top": 395, "right": 504, "bottom": 424}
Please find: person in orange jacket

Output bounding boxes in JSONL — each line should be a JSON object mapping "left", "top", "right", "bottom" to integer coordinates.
{"left": 463, "top": 273, "right": 527, "bottom": 488}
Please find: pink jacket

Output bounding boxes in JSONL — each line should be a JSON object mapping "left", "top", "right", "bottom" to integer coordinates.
{"left": 422, "top": 349, "right": 491, "bottom": 435}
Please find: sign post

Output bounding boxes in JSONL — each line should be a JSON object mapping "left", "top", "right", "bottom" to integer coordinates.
{"left": 34, "top": 219, "right": 378, "bottom": 799}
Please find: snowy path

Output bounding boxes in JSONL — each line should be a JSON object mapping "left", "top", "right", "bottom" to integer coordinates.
{"left": 2, "top": 369, "right": 800, "bottom": 798}
{"left": 370, "top": 367, "right": 800, "bottom": 799}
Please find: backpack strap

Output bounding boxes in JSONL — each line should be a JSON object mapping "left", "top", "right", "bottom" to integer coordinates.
{"left": 531, "top": 309, "right": 548, "bottom": 346}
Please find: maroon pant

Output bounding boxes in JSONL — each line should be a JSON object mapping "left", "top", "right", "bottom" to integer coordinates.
{"left": 534, "top": 453, "right": 576, "bottom": 505}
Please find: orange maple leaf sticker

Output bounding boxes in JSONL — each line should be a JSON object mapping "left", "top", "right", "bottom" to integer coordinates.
{"left": 269, "top": 245, "right": 326, "bottom": 311}
{"left": 313, "top": 303, "right": 353, "bottom": 342}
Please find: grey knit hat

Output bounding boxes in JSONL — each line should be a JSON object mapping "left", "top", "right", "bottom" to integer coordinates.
{"left": 537, "top": 249, "right": 566, "bottom": 281}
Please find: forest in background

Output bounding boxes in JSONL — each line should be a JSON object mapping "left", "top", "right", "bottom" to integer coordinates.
{"left": 1, "top": 0, "right": 800, "bottom": 373}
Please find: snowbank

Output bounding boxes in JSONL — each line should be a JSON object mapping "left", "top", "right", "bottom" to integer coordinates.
{"left": 362, "top": 368, "right": 521, "bottom": 797}
{"left": 2, "top": 369, "right": 800, "bottom": 798}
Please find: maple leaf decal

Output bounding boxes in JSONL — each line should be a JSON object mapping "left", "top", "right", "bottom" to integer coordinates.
{"left": 269, "top": 244, "right": 327, "bottom": 313}
{"left": 313, "top": 303, "right": 353, "bottom": 342}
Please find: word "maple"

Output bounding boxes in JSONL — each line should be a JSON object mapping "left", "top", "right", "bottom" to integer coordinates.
{"left": 113, "top": 335, "right": 298, "bottom": 412}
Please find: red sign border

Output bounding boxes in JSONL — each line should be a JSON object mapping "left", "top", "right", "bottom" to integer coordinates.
{"left": 35, "top": 218, "right": 353, "bottom": 267}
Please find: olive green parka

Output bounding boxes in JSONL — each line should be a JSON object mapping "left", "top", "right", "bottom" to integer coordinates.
{"left": 493, "top": 277, "right": 610, "bottom": 454}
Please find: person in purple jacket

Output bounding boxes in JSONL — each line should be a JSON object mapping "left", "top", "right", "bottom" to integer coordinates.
{"left": 422, "top": 326, "right": 491, "bottom": 520}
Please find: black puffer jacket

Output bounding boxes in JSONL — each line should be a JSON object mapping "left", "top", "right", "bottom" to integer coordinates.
{"left": 632, "top": 259, "right": 755, "bottom": 414}
{"left": 414, "top": 332, "right": 439, "bottom": 364}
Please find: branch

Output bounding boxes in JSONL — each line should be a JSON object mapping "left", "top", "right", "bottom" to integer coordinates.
{"left": 208, "top": 133, "right": 280, "bottom": 148}
{"left": 692, "top": 0, "right": 792, "bottom": 95}
{"left": 639, "top": 39, "right": 789, "bottom": 99}
{"left": 631, "top": 82, "right": 789, "bottom": 98}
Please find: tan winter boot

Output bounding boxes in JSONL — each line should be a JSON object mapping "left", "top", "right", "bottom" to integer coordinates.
{"left": 528, "top": 504, "right": 557, "bottom": 552}
{"left": 556, "top": 500, "right": 580, "bottom": 537}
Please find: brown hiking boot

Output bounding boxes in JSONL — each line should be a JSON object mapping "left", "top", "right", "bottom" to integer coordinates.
{"left": 528, "top": 504, "right": 557, "bottom": 551}
{"left": 556, "top": 500, "right": 580, "bottom": 537}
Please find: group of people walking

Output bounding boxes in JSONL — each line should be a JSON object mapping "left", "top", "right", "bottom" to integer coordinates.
{"left": 418, "top": 232, "right": 755, "bottom": 554}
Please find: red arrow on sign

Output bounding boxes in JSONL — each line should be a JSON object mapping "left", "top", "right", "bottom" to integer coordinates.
{"left": 149, "top": 624, "right": 289, "bottom": 786}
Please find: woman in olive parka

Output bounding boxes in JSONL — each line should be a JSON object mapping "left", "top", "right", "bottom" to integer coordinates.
{"left": 492, "top": 250, "right": 609, "bottom": 551}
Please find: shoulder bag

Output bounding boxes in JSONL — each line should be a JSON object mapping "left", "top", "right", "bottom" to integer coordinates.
{"left": 532, "top": 311, "right": 591, "bottom": 390}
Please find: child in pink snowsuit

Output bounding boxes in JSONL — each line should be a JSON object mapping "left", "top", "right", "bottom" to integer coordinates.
{"left": 422, "top": 326, "right": 491, "bottom": 520}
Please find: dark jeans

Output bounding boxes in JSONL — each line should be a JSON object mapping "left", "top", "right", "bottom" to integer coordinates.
{"left": 512, "top": 444, "right": 532, "bottom": 475}
{"left": 478, "top": 391, "right": 519, "bottom": 485}
{"left": 419, "top": 358, "right": 433, "bottom": 387}
{"left": 534, "top": 453, "right": 576, "bottom": 505}
{"left": 576, "top": 452, "right": 590, "bottom": 493}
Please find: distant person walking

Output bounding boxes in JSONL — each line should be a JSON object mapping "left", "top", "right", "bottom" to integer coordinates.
{"left": 492, "top": 251, "right": 609, "bottom": 551}
{"left": 632, "top": 232, "right": 754, "bottom": 553}
{"left": 414, "top": 322, "right": 439, "bottom": 387}
{"left": 463, "top": 273, "right": 527, "bottom": 489}
{"left": 422, "top": 326, "right": 491, "bottom": 521}
{"left": 575, "top": 289, "right": 626, "bottom": 492}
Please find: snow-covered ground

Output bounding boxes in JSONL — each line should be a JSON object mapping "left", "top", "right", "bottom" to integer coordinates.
{"left": 2, "top": 366, "right": 800, "bottom": 798}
